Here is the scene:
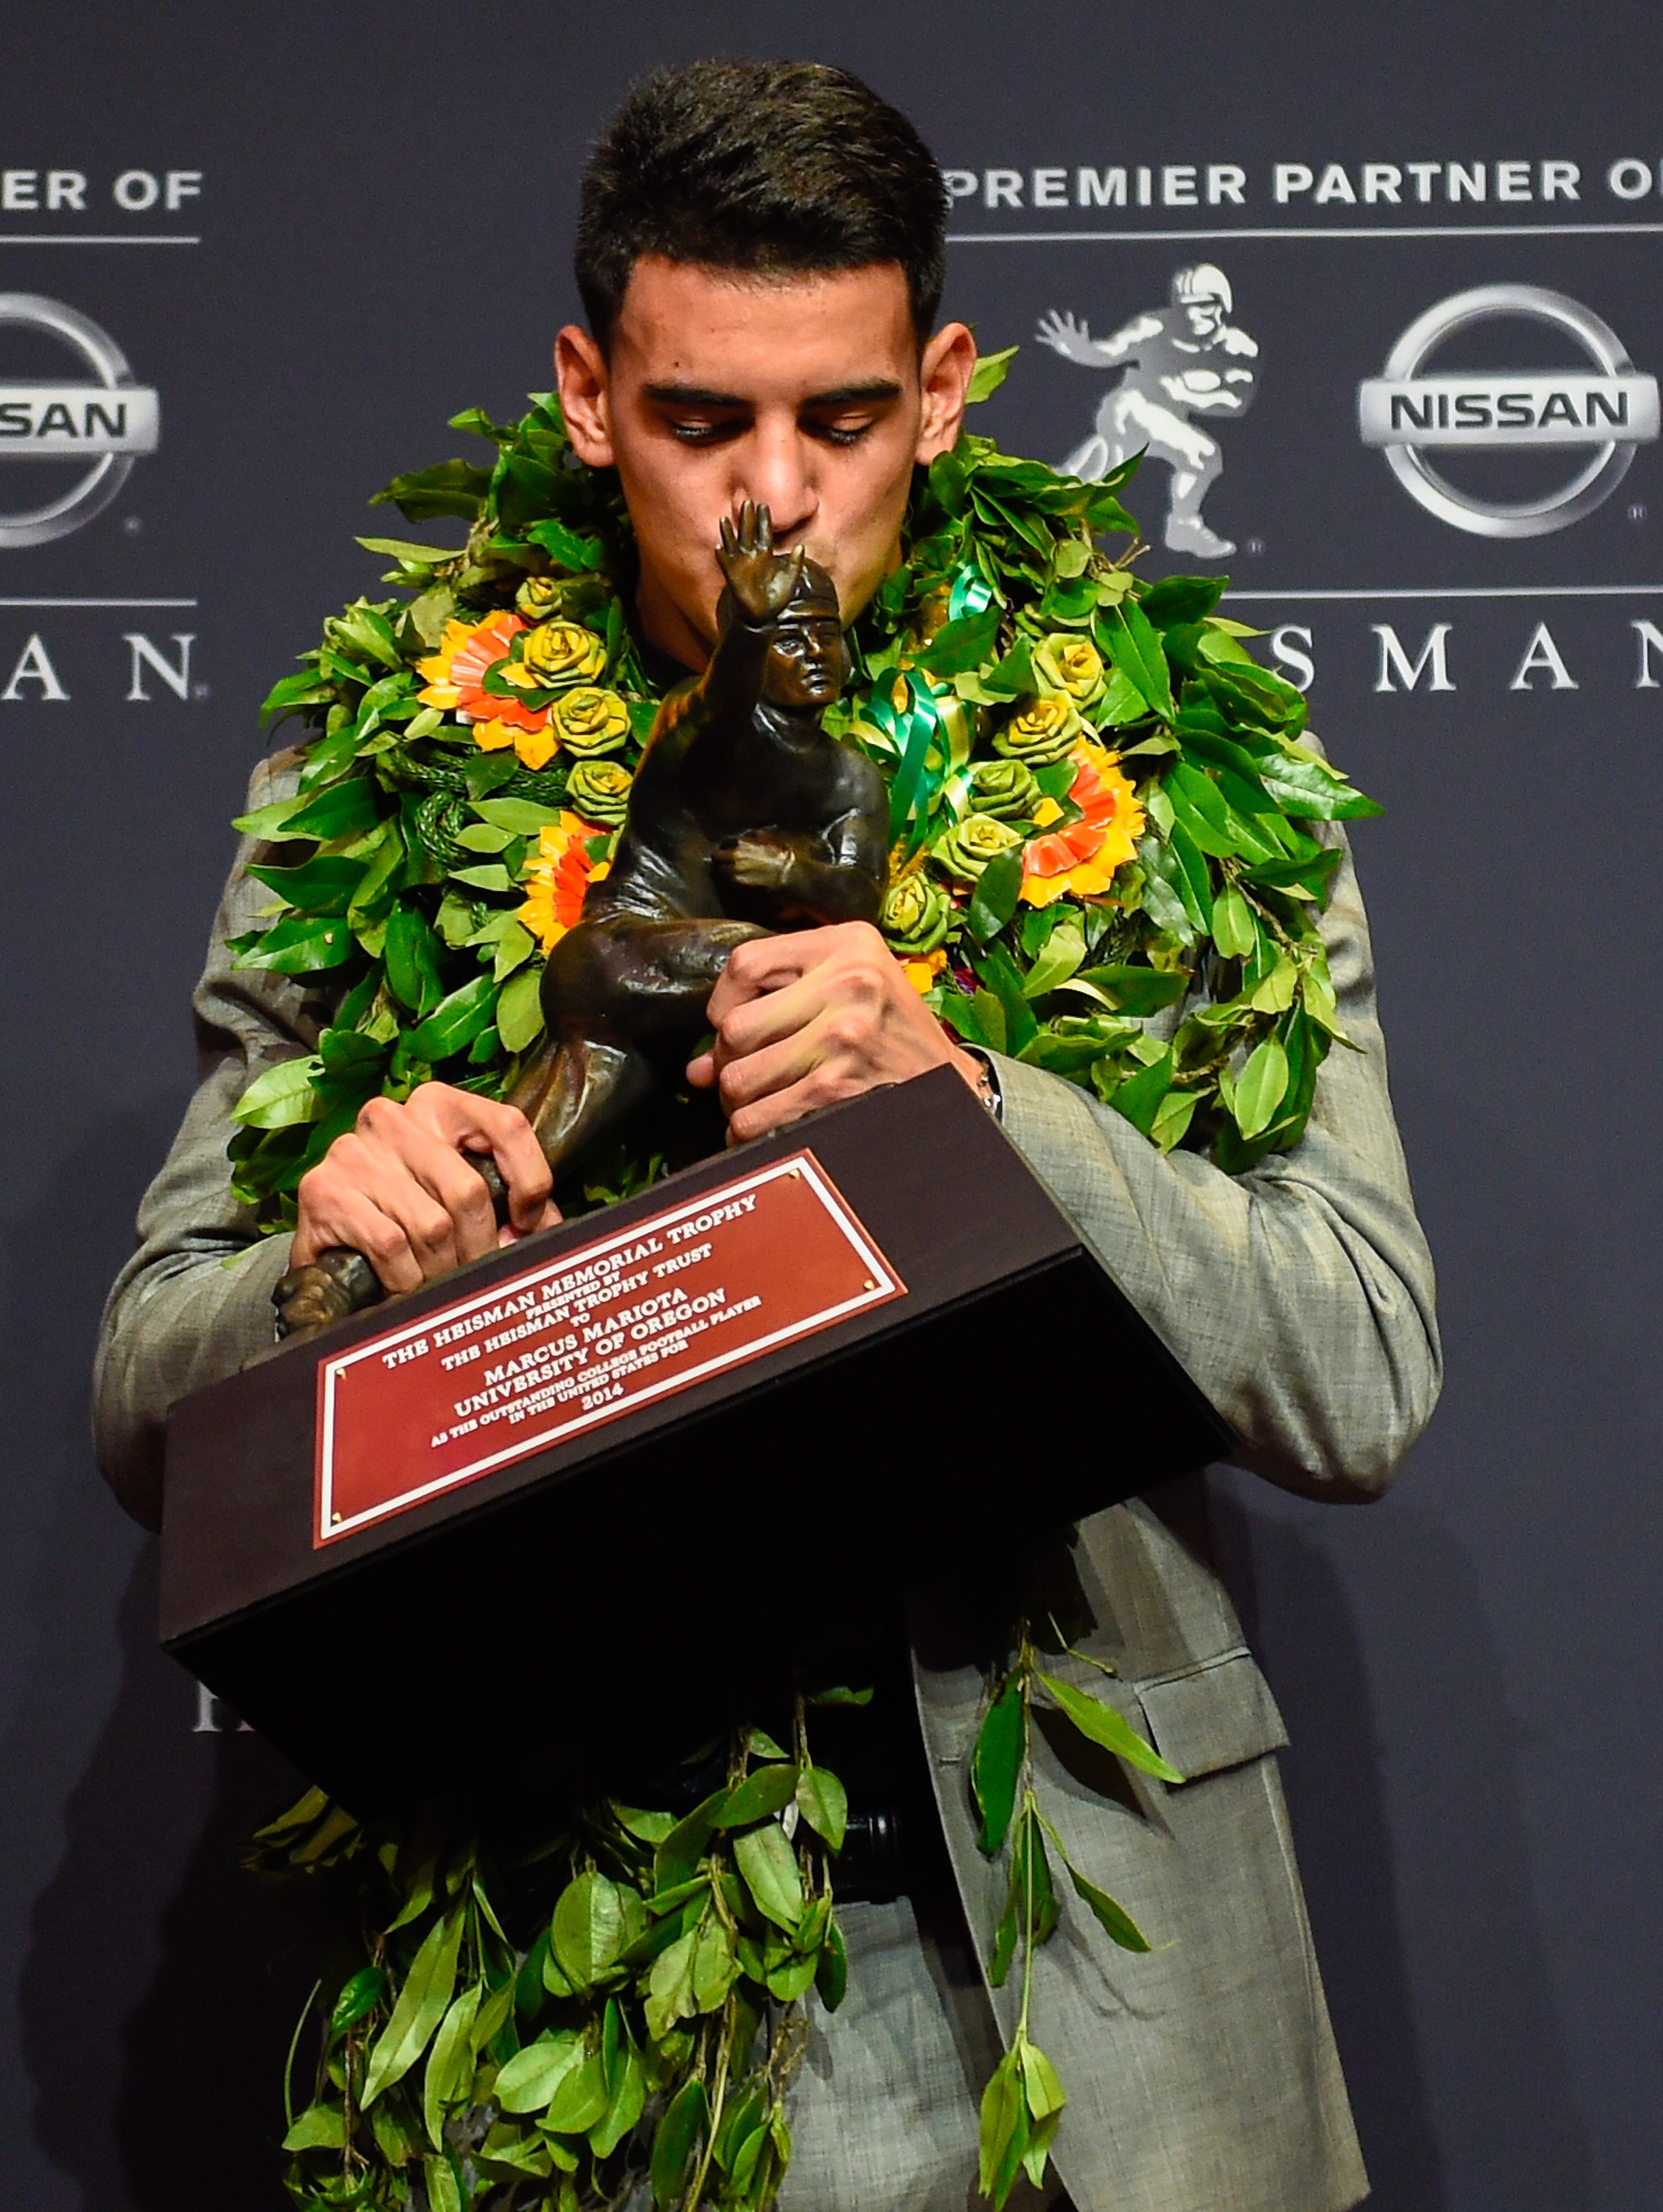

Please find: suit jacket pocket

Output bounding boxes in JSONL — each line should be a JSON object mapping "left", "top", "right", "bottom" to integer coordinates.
{"left": 1132, "top": 1645, "right": 1289, "bottom": 1781}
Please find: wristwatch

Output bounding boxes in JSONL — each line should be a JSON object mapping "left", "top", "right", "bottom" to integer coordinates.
{"left": 957, "top": 1046, "right": 1003, "bottom": 1121}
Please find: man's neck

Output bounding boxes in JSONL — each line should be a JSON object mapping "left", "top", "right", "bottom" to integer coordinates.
{"left": 635, "top": 566, "right": 711, "bottom": 676}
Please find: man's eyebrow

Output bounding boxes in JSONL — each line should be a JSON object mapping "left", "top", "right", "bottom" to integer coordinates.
{"left": 643, "top": 383, "right": 747, "bottom": 408}
{"left": 640, "top": 379, "right": 904, "bottom": 409}
{"left": 803, "top": 380, "right": 903, "bottom": 407}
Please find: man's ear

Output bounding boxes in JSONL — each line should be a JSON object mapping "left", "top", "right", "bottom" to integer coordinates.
{"left": 555, "top": 325, "right": 615, "bottom": 467}
{"left": 915, "top": 322, "right": 977, "bottom": 465}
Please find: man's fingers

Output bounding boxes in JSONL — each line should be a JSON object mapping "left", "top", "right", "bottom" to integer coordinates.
{"left": 712, "top": 970, "right": 833, "bottom": 1065}
{"left": 705, "top": 931, "right": 827, "bottom": 1024}
{"left": 400, "top": 1083, "right": 554, "bottom": 1234}
{"left": 471, "top": 1117, "right": 555, "bottom": 1234}
{"left": 296, "top": 1144, "right": 460, "bottom": 1291}
{"left": 294, "top": 1083, "right": 559, "bottom": 1295}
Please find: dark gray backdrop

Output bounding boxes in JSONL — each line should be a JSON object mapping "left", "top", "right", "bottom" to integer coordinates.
{"left": 2, "top": 4, "right": 1657, "bottom": 2207}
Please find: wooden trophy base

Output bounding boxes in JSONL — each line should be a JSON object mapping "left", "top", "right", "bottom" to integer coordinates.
{"left": 161, "top": 1067, "right": 1232, "bottom": 1815}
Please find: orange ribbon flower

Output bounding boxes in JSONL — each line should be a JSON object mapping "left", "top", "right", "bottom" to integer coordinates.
{"left": 1020, "top": 741, "right": 1145, "bottom": 908}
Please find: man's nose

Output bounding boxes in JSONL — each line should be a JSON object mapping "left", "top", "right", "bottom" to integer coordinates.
{"left": 733, "top": 422, "right": 817, "bottom": 544}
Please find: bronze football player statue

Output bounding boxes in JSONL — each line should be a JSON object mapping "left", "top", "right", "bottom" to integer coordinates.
{"left": 274, "top": 502, "right": 889, "bottom": 1337}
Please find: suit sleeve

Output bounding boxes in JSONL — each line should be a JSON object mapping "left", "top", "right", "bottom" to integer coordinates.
{"left": 988, "top": 830, "right": 1440, "bottom": 1501}
{"left": 92, "top": 751, "right": 326, "bottom": 1528}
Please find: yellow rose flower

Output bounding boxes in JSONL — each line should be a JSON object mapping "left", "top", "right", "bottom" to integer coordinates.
{"left": 565, "top": 757, "right": 633, "bottom": 826}
{"left": 1034, "top": 633, "right": 1106, "bottom": 709}
{"left": 880, "top": 869, "right": 952, "bottom": 956}
{"left": 934, "top": 811, "right": 1023, "bottom": 880}
{"left": 514, "top": 574, "right": 564, "bottom": 622}
{"left": 520, "top": 621, "right": 607, "bottom": 689}
{"left": 550, "top": 685, "right": 631, "bottom": 757}
{"left": 994, "top": 691, "right": 1081, "bottom": 767}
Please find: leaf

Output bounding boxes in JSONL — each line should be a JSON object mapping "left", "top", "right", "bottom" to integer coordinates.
{"left": 1212, "top": 884, "right": 1257, "bottom": 959}
{"left": 1234, "top": 1037, "right": 1290, "bottom": 1139}
{"left": 731, "top": 2120, "right": 771, "bottom": 2191}
{"left": 1018, "top": 2038, "right": 1067, "bottom": 2188}
{"left": 966, "top": 987, "right": 1005, "bottom": 1054}
{"left": 974, "top": 945, "right": 1039, "bottom": 1055}
{"left": 282, "top": 2101, "right": 346, "bottom": 2152}
{"left": 650, "top": 2078, "right": 709, "bottom": 2209}
{"left": 972, "top": 1674, "right": 1025, "bottom": 1854}
{"left": 1022, "top": 917, "right": 1085, "bottom": 1000}
{"left": 981, "top": 634, "right": 1036, "bottom": 700}
{"left": 989, "top": 1855, "right": 1022, "bottom": 1989}
{"left": 330, "top": 1966, "right": 386, "bottom": 2034}
{"left": 966, "top": 344, "right": 1019, "bottom": 403}
{"left": 1255, "top": 747, "right": 1381, "bottom": 822}
{"left": 492, "top": 916, "right": 537, "bottom": 982}
{"left": 248, "top": 853, "right": 369, "bottom": 915}
{"left": 977, "top": 2045, "right": 1030, "bottom": 2208}
{"left": 593, "top": 2044, "right": 641, "bottom": 2150}
{"left": 795, "top": 1766, "right": 848, "bottom": 1853}
{"left": 653, "top": 1787, "right": 726, "bottom": 1893}
{"left": 644, "top": 1927, "right": 698, "bottom": 2042}
{"left": 1151, "top": 1087, "right": 1199, "bottom": 1152}
{"left": 524, "top": 515, "right": 604, "bottom": 570}
{"left": 691, "top": 1917, "right": 740, "bottom": 2013}
{"left": 231, "top": 1054, "right": 323, "bottom": 1130}
{"left": 791, "top": 1899, "right": 841, "bottom": 2021}
{"left": 1074, "top": 962, "right": 1186, "bottom": 1018}
{"left": 474, "top": 795, "right": 565, "bottom": 835}
{"left": 281, "top": 774, "right": 384, "bottom": 844}
{"left": 259, "top": 669, "right": 333, "bottom": 731}
{"left": 765, "top": 1953, "right": 817, "bottom": 2003}
{"left": 234, "top": 913, "right": 355, "bottom": 975}
{"left": 918, "top": 605, "right": 1002, "bottom": 678}
{"left": 356, "top": 535, "right": 463, "bottom": 564}
{"left": 1036, "top": 1673, "right": 1183, "bottom": 1783}
{"left": 371, "top": 456, "right": 492, "bottom": 522}
{"left": 1140, "top": 574, "right": 1226, "bottom": 629}
{"left": 1066, "top": 1862, "right": 1153, "bottom": 1952}
{"left": 406, "top": 972, "right": 496, "bottom": 1063}
{"left": 383, "top": 904, "right": 446, "bottom": 1018}
{"left": 716, "top": 1764, "right": 801, "bottom": 1829}
{"left": 552, "top": 1869, "right": 626, "bottom": 1992}
{"left": 1109, "top": 1047, "right": 1174, "bottom": 1141}
{"left": 1248, "top": 957, "right": 1298, "bottom": 1015}
{"left": 733, "top": 1823, "right": 803, "bottom": 1931}
{"left": 456, "top": 821, "right": 512, "bottom": 853}
{"left": 544, "top": 2050, "right": 610, "bottom": 2134}
{"left": 495, "top": 2029, "right": 582, "bottom": 2113}
{"left": 614, "top": 1804, "right": 677, "bottom": 1846}
{"left": 360, "top": 1905, "right": 464, "bottom": 2107}
{"left": 590, "top": 2043, "right": 646, "bottom": 2158}
{"left": 425, "top": 2152, "right": 464, "bottom": 2212}
{"left": 495, "top": 963, "right": 546, "bottom": 1053}
{"left": 423, "top": 1982, "right": 481, "bottom": 2148}
{"left": 1098, "top": 600, "right": 1175, "bottom": 722}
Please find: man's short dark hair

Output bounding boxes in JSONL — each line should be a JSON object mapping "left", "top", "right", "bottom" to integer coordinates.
{"left": 575, "top": 60, "right": 947, "bottom": 346}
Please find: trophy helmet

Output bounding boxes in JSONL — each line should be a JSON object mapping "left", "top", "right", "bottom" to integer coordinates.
{"left": 777, "top": 555, "right": 842, "bottom": 625}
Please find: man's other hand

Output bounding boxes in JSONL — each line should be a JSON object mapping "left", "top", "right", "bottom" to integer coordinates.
{"left": 686, "top": 923, "right": 989, "bottom": 1141}
{"left": 293, "top": 1082, "right": 560, "bottom": 1293}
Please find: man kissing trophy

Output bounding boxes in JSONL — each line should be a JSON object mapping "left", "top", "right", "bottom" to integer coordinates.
{"left": 97, "top": 60, "right": 1437, "bottom": 2212}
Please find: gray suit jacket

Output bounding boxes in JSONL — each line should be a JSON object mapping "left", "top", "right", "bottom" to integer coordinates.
{"left": 94, "top": 748, "right": 1440, "bottom": 2212}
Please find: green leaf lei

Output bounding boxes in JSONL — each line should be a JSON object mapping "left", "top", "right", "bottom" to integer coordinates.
{"left": 229, "top": 351, "right": 1378, "bottom": 1227}
{"left": 236, "top": 351, "right": 1381, "bottom": 2211}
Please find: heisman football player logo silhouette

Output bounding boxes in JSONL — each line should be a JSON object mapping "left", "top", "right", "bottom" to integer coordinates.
{"left": 1037, "top": 264, "right": 1258, "bottom": 559}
